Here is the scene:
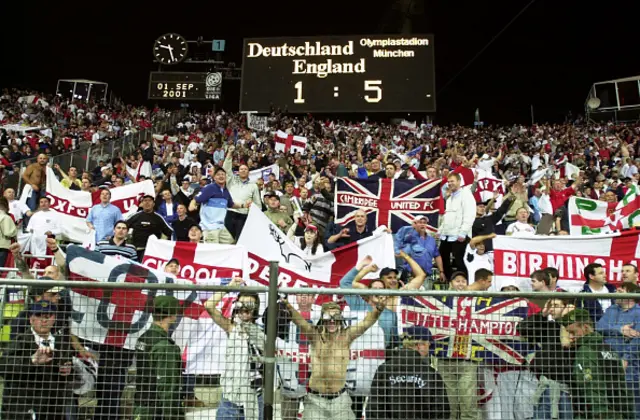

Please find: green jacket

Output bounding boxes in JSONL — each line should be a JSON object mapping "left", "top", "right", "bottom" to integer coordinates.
{"left": 572, "top": 332, "right": 635, "bottom": 419}
{"left": 134, "top": 324, "right": 185, "bottom": 420}
{"left": 264, "top": 208, "right": 293, "bottom": 233}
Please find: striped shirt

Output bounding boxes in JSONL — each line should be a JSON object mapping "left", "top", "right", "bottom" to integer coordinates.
{"left": 96, "top": 237, "right": 138, "bottom": 261}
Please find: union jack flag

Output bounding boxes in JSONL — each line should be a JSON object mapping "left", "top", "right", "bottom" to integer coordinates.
{"left": 400, "top": 296, "right": 533, "bottom": 365}
{"left": 334, "top": 177, "right": 441, "bottom": 233}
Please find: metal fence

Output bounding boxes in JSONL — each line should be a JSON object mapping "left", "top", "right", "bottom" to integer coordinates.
{"left": 3, "top": 110, "right": 185, "bottom": 194}
{"left": 0, "top": 275, "right": 637, "bottom": 420}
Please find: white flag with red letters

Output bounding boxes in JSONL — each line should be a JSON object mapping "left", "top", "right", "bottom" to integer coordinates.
{"left": 493, "top": 230, "right": 640, "bottom": 291}
{"left": 238, "top": 205, "right": 396, "bottom": 288}
{"left": 44, "top": 167, "right": 154, "bottom": 243}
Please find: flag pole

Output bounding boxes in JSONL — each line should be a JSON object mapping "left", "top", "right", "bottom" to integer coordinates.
{"left": 530, "top": 105, "right": 535, "bottom": 125}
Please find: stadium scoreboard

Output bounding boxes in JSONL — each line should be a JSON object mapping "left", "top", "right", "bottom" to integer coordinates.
{"left": 240, "top": 34, "right": 436, "bottom": 113}
{"left": 148, "top": 72, "right": 222, "bottom": 100}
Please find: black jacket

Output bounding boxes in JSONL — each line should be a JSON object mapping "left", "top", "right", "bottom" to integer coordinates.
{"left": 472, "top": 195, "right": 514, "bottom": 251}
{"left": 517, "top": 314, "right": 575, "bottom": 385}
{"left": 367, "top": 349, "right": 450, "bottom": 420}
{"left": 0, "top": 330, "right": 74, "bottom": 420}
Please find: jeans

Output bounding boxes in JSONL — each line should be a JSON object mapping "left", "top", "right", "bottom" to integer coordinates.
{"left": 183, "top": 374, "right": 197, "bottom": 399}
{"left": 217, "top": 394, "right": 264, "bottom": 420}
{"left": 0, "top": 249, "right": 8, "bottom": 268}
{"left": 24, "top": 188, "right": 44, "bottom": 227}
{"left": 91, "top": 343, "right": 134, "bottom": 420}
{"left": 532, "top": 388, "right": 573, "bottom": 420}
{"left": 26, "top": 188, "right": 43, "bottom": 211}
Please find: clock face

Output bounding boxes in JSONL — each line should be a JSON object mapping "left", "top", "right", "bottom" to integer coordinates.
{"left": 153, "top": 33, "right": 188, "bottom": 65}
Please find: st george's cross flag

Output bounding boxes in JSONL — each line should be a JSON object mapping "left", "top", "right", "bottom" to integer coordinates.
{"left": 274, "top": 130, "right": 307, "bottom": 154}
{"left": 335, "top": 177, "right": 441, "bottom": 234}
{"left": 152, "top": 133, "right": 179, "bottom": 145}
{"left": 237, "top": 205, "right": 396, "bottom": 288}
{"left": 141, "top": 235, "right": 249, "bottom": 280}
{"left": 400, "top": 295, "right": 533, "bottom": 365}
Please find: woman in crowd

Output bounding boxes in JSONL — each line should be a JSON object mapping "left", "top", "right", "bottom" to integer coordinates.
{"left": 287, "top": 220, "right": 324, "bottom": 256}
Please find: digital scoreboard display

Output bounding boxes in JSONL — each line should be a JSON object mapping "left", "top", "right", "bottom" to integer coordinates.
{"left": 240, "top": 35, "right": 435, "bottom": 113}
{"left": 148, "top": 72, "right": 222, "bottom": 100}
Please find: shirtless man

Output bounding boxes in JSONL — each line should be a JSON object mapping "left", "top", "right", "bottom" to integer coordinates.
{"left": 282, "top": 299, "right": 385, "bottom": 420}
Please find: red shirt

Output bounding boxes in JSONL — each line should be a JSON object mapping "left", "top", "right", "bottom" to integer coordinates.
{"left": 549, "top": 187, "right": 575, "bottom": 212}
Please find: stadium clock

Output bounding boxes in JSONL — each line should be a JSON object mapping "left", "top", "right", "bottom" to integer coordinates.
{"left": 153, "top": 33, "right": 188, "bottom": 65}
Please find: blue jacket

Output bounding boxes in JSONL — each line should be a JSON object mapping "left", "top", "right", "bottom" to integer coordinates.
{"left": 596, "top": 303, "right": 640, "bottom": 363}
{"left": 394, "top": 226, "right": 439, "bottom": 275}
{"left": 578, "top": 283, "right": 617, "bottom": 322}
{"left": 157, "top": 201, "right": 179, "bottom": 224}
{"left": 340, "top": 268, "right": 398, "bottom": 348}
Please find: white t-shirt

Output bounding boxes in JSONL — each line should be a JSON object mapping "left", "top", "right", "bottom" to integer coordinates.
{"left": 506, "top": 221, "right": 536, "bottom": 237}
{"left": 9, "top": 199, "right": 30, "bottom": 224}
{"left": 464, "top": 244, "right": 493, "bottom": 284}
{"left": 589, "top": 285, "right": 612, "bottom": 313}
{"left": 476, "top": 158, "right": 495, "bottom": 173}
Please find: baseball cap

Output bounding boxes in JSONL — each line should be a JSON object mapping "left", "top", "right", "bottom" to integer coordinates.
{"left": 379, "top": 267, "right": 399, "bottom": 277}
{"left": 29, "top": 300, "right": 58, "bottom": 315}
{"left": 559, "top": 309, "right": 593, "bottom": 327}
{"left": 152, "top": 295, "right": 180, "bottom": 317}
{"left": 139, "top": 194, "right": 155, "bottom": 203}
{"left": 305, "top": 224, "right": 318, "bottom": 232}
{"left": 166, "top": 258, "right": 180, "bottom": 266}
{"left": 476, "top": 199, "right": 489, "bottom": 206}
{"left": 402, "top": 326, "right": 433, "bottom": 343}
{"left": 29, "top": 278, "right": 64, "bottom": 297}
{"left": 264, "top": 192, "right": 279, "bottom": 200}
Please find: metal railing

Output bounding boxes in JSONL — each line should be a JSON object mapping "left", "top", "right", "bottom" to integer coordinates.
{"left": 2, "top": 109, "right": 185, "bottom": 193}
{"left": 0, "top": 272, "right": 636, "bottom": 419}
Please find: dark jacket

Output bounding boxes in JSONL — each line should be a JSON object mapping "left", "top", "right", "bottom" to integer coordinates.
{"left": 472, "top": 195, "right": 514, "bottom": 251}
{"left": 134, "top": 324, "right": 185, "bottom": 420}
{"left": 0, "top": 330, "right": 74, "bottom": 420}
{"left": 367, "top": 349, "right": 450, "bottom": 420}
{"left": 517, "top": 314, "right": 575, "bottom": 385}
{"left": 571, "top": 333, "right": 635, "bottom": 419}
{"left": 578, "top": 283, "right": 617, "bottom": 322}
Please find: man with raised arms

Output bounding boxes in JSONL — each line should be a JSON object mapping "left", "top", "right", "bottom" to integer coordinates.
{"left": 282, "top": 298, "right": 385, "bottom": 420}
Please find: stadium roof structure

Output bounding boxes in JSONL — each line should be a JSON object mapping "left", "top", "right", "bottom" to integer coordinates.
{"left": 585, "top": 74, "right": 640, "bottom": 122}
{"left": 56, "top": 78, "right": 109, "bottom": 102}
{"left": 57, "top": 78, "right": 108, "bottom": 85}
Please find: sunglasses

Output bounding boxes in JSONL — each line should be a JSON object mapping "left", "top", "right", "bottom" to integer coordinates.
{"left": 234, "top": 301, "right": 257, "bottom": 312}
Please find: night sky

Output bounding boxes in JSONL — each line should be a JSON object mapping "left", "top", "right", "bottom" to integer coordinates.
{"left": 4, "top": 0, "right": 640, "bottom": 125}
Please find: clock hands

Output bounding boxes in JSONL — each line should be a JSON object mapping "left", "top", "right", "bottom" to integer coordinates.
{"left": 159, "top": 44, "right": 175, "bottom": 62}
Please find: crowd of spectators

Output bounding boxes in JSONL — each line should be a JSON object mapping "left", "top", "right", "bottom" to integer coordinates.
{"left": 0, "top": 88, "right": 639, "bottom": 420}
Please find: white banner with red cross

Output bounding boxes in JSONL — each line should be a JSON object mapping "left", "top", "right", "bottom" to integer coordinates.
{"left": 493, "top": 230, "right": 640, "bottom": 291}
{"left": 274, "top": 130, "right": 307, "bottom": 154}
{"left": 43, "top": 167, "right": 155, "bottom": 243}
{"left": 238, "top": 205, "right": 396, "bottom": 289}
{"left": 140, "top": 236, "right": 251, "bottom": 374}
